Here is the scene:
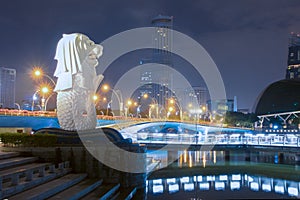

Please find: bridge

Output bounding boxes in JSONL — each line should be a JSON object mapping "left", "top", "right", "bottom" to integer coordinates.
{"left": 119, "top": 121, "right": 300, "bottom": 152}
{"left": 0, "top": 111, "right": 299, "bottom": 150}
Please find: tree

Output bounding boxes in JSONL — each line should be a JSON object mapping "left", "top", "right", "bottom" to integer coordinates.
{"left": 225, "top": 111, "right": 258, "bottom": 128}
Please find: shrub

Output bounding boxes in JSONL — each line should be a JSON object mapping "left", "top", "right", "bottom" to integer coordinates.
{"left": 0, "top": 132, "right": 57, "bottom": 147}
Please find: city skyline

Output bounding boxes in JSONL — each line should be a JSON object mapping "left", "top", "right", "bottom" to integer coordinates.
{"left": 0, "top": 0, "right": 300, "bottom": 110}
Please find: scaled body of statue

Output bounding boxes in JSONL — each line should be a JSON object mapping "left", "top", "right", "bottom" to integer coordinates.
{"left": 54, "top": 33, "right": 103, "bottom": 131}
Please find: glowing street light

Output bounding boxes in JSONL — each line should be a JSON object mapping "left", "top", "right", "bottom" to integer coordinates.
{"left": 102, "top": 84, "right": 124, "bottom": 116}
{"left": 34, "top": 70, "right": 41, "bottom": 76}
{"left": 127, "top": 100, "right": 133, "bottom": 106}
{"left": 169, "top": 98, "right": 183, "bottom": 121}
{"left": 93, "top": 94, "right": 98, "bottom": 101}
{"left": 40, "top": 86, "right": 50, "bottom": 111}
{"left": 143, "top": 93, "right": 159, "bottom": 118}
{"left": 41, "top": 86, "right": 49, "bottom": 94}
{"left": 32, "top": 67, "right": 56, "bottom": 86}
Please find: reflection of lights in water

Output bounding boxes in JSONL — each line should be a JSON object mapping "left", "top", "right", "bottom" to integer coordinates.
{"left": 169, "top": 184, "right": 179, "bottom": 193}
{"left": 196, "top": 151, "right": 200, "bottom": 162}
{"left": 189, "top": 151, "right": 193, "bottom": 167}
{"left": 203, "top": 152, "right": 206, "bottom": 168}
{"left": 232, "top": 174, "right": 241, "bottom": 181}
{"left": 250, "top": 182, "right": 259, "bottom": 191}
{"left": 215, "top": 181, "right": 225, "bottom": 190}
{"left": 180, "top": 177, "right": 190, "bottom": 183}
{"left": 288, "top": 187, "right": 298, "bottom": 197}
{"left": 148, "top": 173, "right": 300, "bottom": 197}
{"left": 213, "top": 151, "right": 216, "bottom": 164}
{"left": 167, "top": 178, "right": 176, "bottom": 184}
{"left": 275, "top": 185, "right": 285, "bottom": 194}
{"left": 153, "top": 179, "right": 162, "bottom": 185}
{"left": 184, "top": 150, "right": 187, "bottom": 163}
{"left": 199, "top": 182, "right": 210, "bottom": 190}
{"left": 262, "top": 183, "right": 271, "bottom": 192}
{"left": 153, "top": 185, "right": 164, "bottom": 194}
{"left": 184, "top": 183, "right": 195, "bottom": 191}
{"left": 230, "top": 181, "right": 240, "bottom": 190}
{"left": 219, "top": 175, "right": 228, "bottom": 181}
{"left": 179, "top": 154, "right": 183, "bottom": 167}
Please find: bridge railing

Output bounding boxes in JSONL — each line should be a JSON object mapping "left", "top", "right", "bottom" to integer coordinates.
{"left": 135, "top": 132, "right": 300, "bottom": 147}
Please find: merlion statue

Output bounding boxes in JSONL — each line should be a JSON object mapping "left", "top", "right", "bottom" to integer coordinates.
{"left": 53, "top": 33, "right": 104, "bottom": 131}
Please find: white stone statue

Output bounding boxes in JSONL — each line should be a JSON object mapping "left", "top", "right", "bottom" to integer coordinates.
{"left": 54, "top": 33, "right": 103, "bottom": 131}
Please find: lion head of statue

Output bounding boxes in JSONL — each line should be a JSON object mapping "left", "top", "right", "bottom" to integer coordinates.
{"left": 53, "top": 33, "right": 103, "bottom": 92}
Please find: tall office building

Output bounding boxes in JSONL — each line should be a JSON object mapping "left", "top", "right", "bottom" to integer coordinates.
{"left": 286, "top": 32, "right": 300, "bottom": 79}
{"left": 139, "top": 15, "right": 174, "bottom": 107}
{"left": 0, "top": 67, "right": 16, "bottom": 108}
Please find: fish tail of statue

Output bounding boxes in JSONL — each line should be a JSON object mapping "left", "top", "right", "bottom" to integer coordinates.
{"left": 56, "top": 91, "right": 76, "bottom": 131}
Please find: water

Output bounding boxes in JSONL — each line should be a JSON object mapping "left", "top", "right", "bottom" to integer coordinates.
{"left": 146, "top": 150, "right": 300, "bottom": 199}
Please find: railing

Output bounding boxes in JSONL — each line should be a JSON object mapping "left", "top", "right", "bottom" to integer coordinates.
{"left": 136, "top": 132, "right": 300, "bottom": 147}
{"left": 0, "top": 109, "right": 57, "bottom": 117}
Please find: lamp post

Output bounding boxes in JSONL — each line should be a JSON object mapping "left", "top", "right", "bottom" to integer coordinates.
{"left": 143, "top": 93, "right": 159, "bottom": 119}
{"left": 41, "top": 86, "right": 49, "bottom": 111}
{"left": 31, "top": 90, "right": 39, "bottom": 111}
{"left": 126, "top": 100, "right": 133, "bottom": 118}
{"left": 14, "top": 103, "right": 20, "bottom": 110}
{"left": 106, "top": 100, "right": 112, "bottom": 116}
{"left": 102, "top": 84, "right": 124, "bottom": 116}
{"left": 169, "top": 98, "right": 183, "bottom": 121}
{"left": 44, "top": 93, "right": 55, "bottom": 111}
{"left": 33, "top": 68, "right": 56, "bottom": 86}
{"left": 32, "top": 67, "right": 57, "bottom": 111}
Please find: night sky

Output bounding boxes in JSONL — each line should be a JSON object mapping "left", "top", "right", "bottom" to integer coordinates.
{"left": 1, "top": 0, "right": 300, "bottom": 110}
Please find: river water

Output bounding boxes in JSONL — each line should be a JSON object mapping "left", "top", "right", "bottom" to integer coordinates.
{"left": 145, "top": 150, "right": 300, "bottom": 199}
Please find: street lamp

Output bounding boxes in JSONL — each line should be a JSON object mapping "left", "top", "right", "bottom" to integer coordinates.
{"left": 169, "top": 98, "right": 183, "bottom": 121}
{"left": 93, "top": 94, "right": 98, "bottom": 102}
{"left": 32, "top": 67, "right": 56, "bottom": 86}
{"left": 167, "top": 106, "right": 174, "bottom": 118}
{"left": 44, "top": 93, "right": 55, "bottom": 112}
{"left": 102, "top": 84, "right": 124, "bottom": 116}
{"left": 143, "top": 93, "right": 159, "bottom": 119}
{"left": 14, "top": 103, "right": 20, "bottom": 110}
{"left": 32, "top": 90, "right": 40, "bottom": 111}
{"left": 126, "top": 100, "right": 133, "bottom": 117}
{"left": 41, "top": 86, "right": 49, "bottom": 111}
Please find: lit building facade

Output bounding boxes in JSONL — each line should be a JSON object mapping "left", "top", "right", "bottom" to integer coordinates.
{"left": 286, "top": 32, "right": 300, "bottom": 79}
{"left": 207, "top": 99, "right": 236, "bottom": 116}
{"left": 0, "top": 67, "right": 16, "bottom": 108}
{"left": 139, "top": 15, "right": 174, "bottom": 107}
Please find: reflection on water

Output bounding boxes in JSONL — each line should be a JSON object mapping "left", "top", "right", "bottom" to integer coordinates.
{"left": 147, "top": 173, "right": 300, "bottom": 199}
{"left": 146, "top": 150, "right": 300, "bottom": 199}
{"left": 147, "top": 150, "right": 299, "bottom": 169}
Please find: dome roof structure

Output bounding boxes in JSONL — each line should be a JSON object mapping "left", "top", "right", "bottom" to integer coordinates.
{"left": 254, "top": 79, "right": 300, "bottom": 115}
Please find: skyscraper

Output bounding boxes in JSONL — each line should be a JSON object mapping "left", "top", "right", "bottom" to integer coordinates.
{"left": 0, "top": 67, "right": 16, "bottom": 108}
{"left": 139, "top": 15, "right": 173, "bottom": 106}
{"left": 286, "top": 32, "right": 300, "bottom": 79}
